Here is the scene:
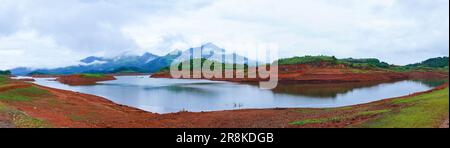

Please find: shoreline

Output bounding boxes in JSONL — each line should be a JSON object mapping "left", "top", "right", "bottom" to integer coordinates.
{"left": 150, "top": 63, "right": 449, "bottom": 84}
{"left": 36, "top": 81, "right": 449, "bottom": 115}
{"left": 1, "top": 75, "right": 448, "bottom": 128}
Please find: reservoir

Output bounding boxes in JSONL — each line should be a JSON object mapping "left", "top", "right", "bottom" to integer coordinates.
{"left": 32, "top": 76, "right": 436, "bottom": 114}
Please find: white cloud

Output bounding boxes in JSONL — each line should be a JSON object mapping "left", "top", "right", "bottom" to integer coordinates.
{"left": 123, "top": 0, "right": 449, "bottom": 65}
{"left": 0, "top": 31, "right": 84, "bottom": 69}
{"left": 0, "top": 0, "right": 448, "bottom": 70}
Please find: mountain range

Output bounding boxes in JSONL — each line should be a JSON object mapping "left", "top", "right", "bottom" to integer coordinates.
{"left": 9, "top": 43, "right": 448, "bottom": 76}
{"left": 10, "top": 43, "right": 254, "bottom": 75}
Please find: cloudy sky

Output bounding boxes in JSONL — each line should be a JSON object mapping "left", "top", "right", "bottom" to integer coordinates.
{"left": 0, "top": 0, "right": 448, "bottom": 69}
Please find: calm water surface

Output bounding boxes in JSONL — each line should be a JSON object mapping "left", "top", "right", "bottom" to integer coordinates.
{"left": 31, "top": 76, "right": 436, "bottom": 114}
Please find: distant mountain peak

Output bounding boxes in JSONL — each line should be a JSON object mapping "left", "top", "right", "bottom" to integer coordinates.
{"left": 141, "top": 52, "right": 159, "bottom": 63}
{"left": 201, "top": 42, "right": 219, "bottom": 49}
{"left": 80, "top": 56, "right": 106, "bottom": 64}
{"left": 142, "top": 52, "right": 158, "bottom": 57}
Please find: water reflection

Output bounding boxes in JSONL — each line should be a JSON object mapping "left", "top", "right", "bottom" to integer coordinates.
{"left": 272, "top": 81, "right": 401, "bottom": 98}
{"left": 412, "top": 79, "right": 448, "bottom": 88}
{"left": 32, "top": 76, "right": 437, "bottom": 114}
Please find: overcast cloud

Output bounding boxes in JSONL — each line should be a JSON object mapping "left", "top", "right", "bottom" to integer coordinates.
{"left": 0, "top": 0, "right": 448, "bottom": 69}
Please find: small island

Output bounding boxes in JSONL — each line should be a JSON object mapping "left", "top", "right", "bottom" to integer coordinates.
{"left": 56, "top": 74, "right": 116, "bottom": 86}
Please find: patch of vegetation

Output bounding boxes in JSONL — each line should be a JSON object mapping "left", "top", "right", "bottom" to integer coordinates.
{"left": 109, "top": 67, "right": 145, "bottom": 74}
{"left": 0, "top": 102, "right": 6, "bottom": 111}
{"left": 390, "top": 65, "right": 449, "bottom": 73}
{"left": 12, "top": 112, "right": 51, "bottom": 128}
{"left": 81, "top": 73, "right": 107, "bottom": 79}
{"left": 0, "top": 102, "right": 51, "bottom": 128}
{"left": 0, "top": 86, "right": 51, "bottom": 102}
{"left": 0, "top": 76, "right": 8, "bottom": 85}
{"left": 0, "top": 70, "right": 11, "bottom": 75}
{"left": 408, "top": 57, "right": 449, "bottom": 68}
{"left": 68, "top": 112, "right": 99, "bottom": 123}
{"left": 277, "top": 56, "right": 391, "bottom": 69}
{"left": 290, "top": 117, "right": 342, "bottom": 126}
{"left": 340, "top": 58, "right": 390, "bottom": 69}
{"left": 278, "top": 56, "right": 449, "bottom": 73}
{"left": 26, "top": 71, "right": 48, "bottom": 76}
{"left": 345, "top": 69, "right": 371, "bottom": 74}
{"left": 290, "top": 108, "right": 391, "bottom": 126}
{"left": 69, "top": 114, "right": 88, "bottom": 122}
{"left": 359, "top": 88, "right": 449, "bottom": 128}
{"left": 289, "top": 88, "right": 449, "bottom": 128}
{"left": 278, "top": 56, "right": 338, "bottom": 65}
{"left": 389, "top": 57, "right": 449, "bottom": 72}
{"left": 357, "top": 109, "right": 391, "bottom": 116}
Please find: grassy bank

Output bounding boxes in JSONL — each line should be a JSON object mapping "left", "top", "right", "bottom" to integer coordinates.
{"left": 0, "top": 76, "right": 53, "bottom": 128}
{"left": 80, "top": 74, "right": 107, "bottom": 78}
{"left": 289, "top": 86, "right": 449, "bottom": 128}
{"left": 0, "top": 102, "right": 51, "bottom": 128}
{"left": 359, "top": 87, "right": 449, "bottom": 128}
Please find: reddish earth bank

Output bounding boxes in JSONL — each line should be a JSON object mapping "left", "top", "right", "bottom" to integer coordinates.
{"left": 56, "top": 75, "right": 116, "bottom": 86}
{"left": 151, "top": 63, "right": 448, "bottom": 83}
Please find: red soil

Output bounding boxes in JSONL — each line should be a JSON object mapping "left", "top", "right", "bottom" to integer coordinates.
{"left": 56, "top": 75, "right": 116, "bottom": 86}
{"left": 151, "top": 63, "right": 431, "bottom": 83}
{"left": 0, "top": 83, "right": 31, "bottom": 92}
{"left": 406, "top": 71, "right": 449, "bottom": 80}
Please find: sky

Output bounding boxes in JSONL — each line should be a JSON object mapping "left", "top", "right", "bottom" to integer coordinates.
{"left": 0, "top": 0, "right": 449, "bottom": 70}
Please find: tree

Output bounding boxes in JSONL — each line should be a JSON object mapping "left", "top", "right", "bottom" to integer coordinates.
{"left": 0, "top": 70, "right": 11, "bottom": 75}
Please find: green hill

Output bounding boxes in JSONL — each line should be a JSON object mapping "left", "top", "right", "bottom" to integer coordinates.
{"left": 407, "top": 57, "right": 449, "bottom": 68}
{"left": 155, "top": 55, "right": 448, "bottom": 73}
{"left": 0, "top": 70, "right": 11, "bottom": 75}
{"left": 277, "top": 56, "right": 390, "bottom": 69}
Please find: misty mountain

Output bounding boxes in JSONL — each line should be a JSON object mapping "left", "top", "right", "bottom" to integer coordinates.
{"left": 11, "top": 52, "right": 159, "bottom": 75}
{"left": 145, "top": 43, "right": 258, "bottom": 72}
{"left": 10, "top": 43, "right": 258, "bottom": 75}
{"left": 179, "top": 43, "right": 255, "bottom": 65}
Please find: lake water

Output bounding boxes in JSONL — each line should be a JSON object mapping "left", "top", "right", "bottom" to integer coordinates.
{"left": 31, "top": 76, "right": 436, "bottom": 114}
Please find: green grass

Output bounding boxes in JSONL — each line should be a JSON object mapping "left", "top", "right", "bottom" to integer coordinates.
{"left": 69, "top": 114, "right": 88, "bottom": 122}
{"left": 0, "top": 86, "right": 51, "bottom": 102}
{"left": 357, "top": 109, "right": 391, "bottom": 116}
{"left": 0, "top": 77, "right": 52, "bottom": 128}
{"left": 277, "top": 56, "right": 392, "bottom": 69}
{"left": 290, "top": 117, "right": 342, "bottom": 126}
{"left": 0, "top": 102, "right": 6, "bottom": 111}
{"left": 81, "top": 74, "right": 106, "bottom": 78}
{"left": 290, "top": 88, "right": 448, "bottom": 128}
{"left": 0, "top": 76, "right": 8, "bottom": 85}
{"left": 278, "top": 56, "right": 338, "bottom": 65}
{"left": 359, "top": 88, "right": 449, "bottom": 128}
{"left": 11, "top": 112, "right": 52, "bottom": 128}
{"left": 345, "top": 68, "right": 371, "bottom": 74}
{"left": 290, "top": 109, "right": 390, "bottom": 126}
